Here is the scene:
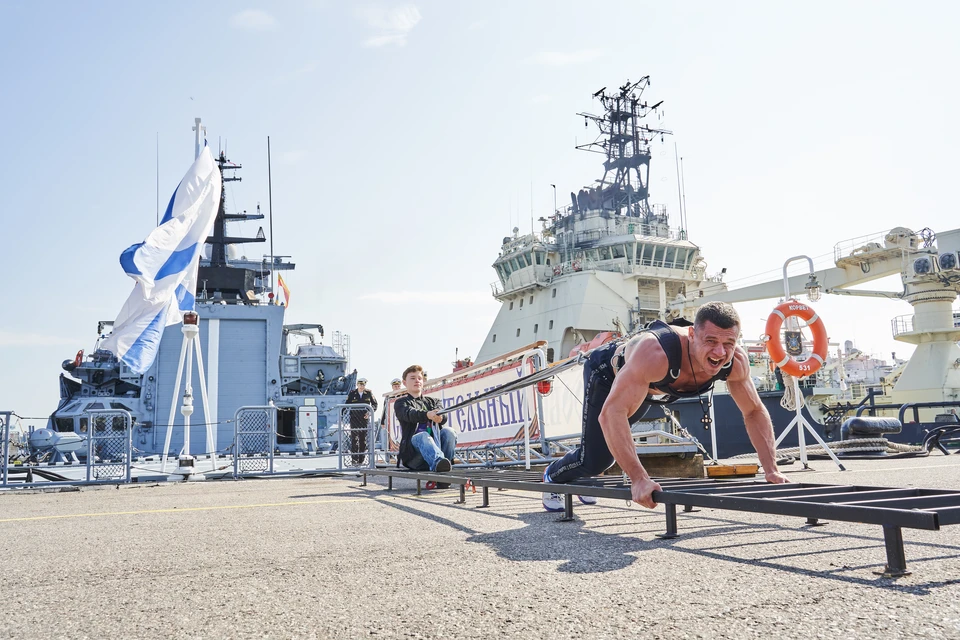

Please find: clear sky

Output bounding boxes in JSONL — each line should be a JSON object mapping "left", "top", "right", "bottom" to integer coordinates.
{"left": 2, "top": 1, "right": 959, "bottom": 423}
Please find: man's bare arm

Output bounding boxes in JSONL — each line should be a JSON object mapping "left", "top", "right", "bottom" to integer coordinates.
{"left": 598, "top": 338, "right": 668, "bottom": 506}
{"left": 725, "top": 350, "right": 790, "bottom": 483}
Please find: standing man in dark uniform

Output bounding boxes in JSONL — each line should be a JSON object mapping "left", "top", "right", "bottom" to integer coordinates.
{"left": 346, "top": 378, "right": 378, "bottom": 466}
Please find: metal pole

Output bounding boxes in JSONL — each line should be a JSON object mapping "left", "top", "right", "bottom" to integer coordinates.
{"left": 1, "top": 412, "right": 9, "bottom": 487}
{"left": 161, "top": 336, "right": 190, "bottom": 472}
{"left": 709, "top": 393, "right": 718, "bottom": 461}
{"left": 519, "top": 349, "right": 546, "bottom": 470}
{"left": 192, "top": 329, "right": 217, "bottom": 470}
{"left": 267, "top": 136, "right": 275, "bottom": 300}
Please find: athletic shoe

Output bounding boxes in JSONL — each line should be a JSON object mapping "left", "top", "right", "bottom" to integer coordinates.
{"left": 542, "top": 491, "right": 565, "bottom": 512}
{"left": 542, "top": 468, "right": 596, "bottom": 506}
{"left": 434, "top": 458, "right": 452, "bottom": 473}
{"left": 436, "top": 482, "right": 451, "bottom": 489}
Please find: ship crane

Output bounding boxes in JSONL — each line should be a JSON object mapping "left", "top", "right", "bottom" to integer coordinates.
{"left": 669, "top": 226, "right": 960, "bottom": 406}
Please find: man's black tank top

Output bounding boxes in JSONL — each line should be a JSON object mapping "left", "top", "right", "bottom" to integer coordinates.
{"left": 619, "top": 320, "right": 734, "bottom": 405}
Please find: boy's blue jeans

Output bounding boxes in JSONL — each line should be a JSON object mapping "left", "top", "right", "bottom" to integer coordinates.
{"left": 407, "top": 427, "right": 457, "bottom": 471}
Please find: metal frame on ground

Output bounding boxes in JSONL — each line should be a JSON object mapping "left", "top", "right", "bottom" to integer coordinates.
{"left": 360, "top": 466, "right": 960, "bottom": 578}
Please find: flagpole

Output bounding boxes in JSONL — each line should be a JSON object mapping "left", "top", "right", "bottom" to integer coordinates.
{"left": 267, "top": 136, "right": 275, "bottom": 303}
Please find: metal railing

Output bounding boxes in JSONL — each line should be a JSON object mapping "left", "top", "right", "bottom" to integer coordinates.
{"left": 86, "top": 410, "right": 132, "bottom": 483}
{"left": 233, "top": 405, "right": 277, "bottom": 478}
{"left": 334, "top": 403, "right": 376, "bottom": 472}
{"left": 891, "top": 314, "right": 913, "bottom": 338}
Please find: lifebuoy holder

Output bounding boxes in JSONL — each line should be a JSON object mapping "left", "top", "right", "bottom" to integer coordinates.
{"left": 764, "top": 300, "right": 827, "bottom": 378}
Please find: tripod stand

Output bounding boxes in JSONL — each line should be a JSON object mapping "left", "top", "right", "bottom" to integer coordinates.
{"left": 774, "top": 376, "right": 845, "bottom": 471}
{"left": 160, "top": 312, "right": 217, "bottom": 475}
{"left": 772, "top": 256, "right": 845, "bottom": 471}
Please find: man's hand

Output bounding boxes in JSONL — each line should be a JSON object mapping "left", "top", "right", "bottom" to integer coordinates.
{"left": 764, "top": 469, "right": 791, "bottom": 484}
{"left": 631, "top": 477, "right": 662, "bottom": 509}
{"left": 426, "top": 410, "right": 443, "bottom": 423}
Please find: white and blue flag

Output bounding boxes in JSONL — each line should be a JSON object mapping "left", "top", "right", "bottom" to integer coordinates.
{"left": 101, "top": 147, "right": 222, "bottom": 374}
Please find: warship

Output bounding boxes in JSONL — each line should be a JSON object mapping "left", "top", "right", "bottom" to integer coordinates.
{"left": 46, "top": 120, "right": 359, "bottom": 461}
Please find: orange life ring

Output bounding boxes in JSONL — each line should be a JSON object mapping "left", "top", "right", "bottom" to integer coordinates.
{"left": 764, "top": 300, "right": 827, "bottom": 378}
{"left": 572, "top": 260, "right": 582, "bottom": 272}
{"left": 553, "top": 265, "right": 562, "bottom": 276}
{"left": 73, "top": 349, "right": 84, "bottom": 368}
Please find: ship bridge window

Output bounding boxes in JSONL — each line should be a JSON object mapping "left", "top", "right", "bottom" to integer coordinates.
{"left": 55, "top": 417, "right": 74, "bottom": 432}
{"left": 599, "top": 246, "right": 611, "bottom": 261}
{"left": 664, "top": 247, "right": 677, "bottom": 267}
{"left": 612, "top": 244, "right": 626, "bottom": 259}
{"left": 510, "top": 258, "right": 520, "bottom": 271}
{"left": 535, "top": 252, "right": 544, "bottom": 265}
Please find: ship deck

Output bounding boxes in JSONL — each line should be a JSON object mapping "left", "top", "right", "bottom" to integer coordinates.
{"left": 2, "top": 456, "right": 959, "bottom": 638}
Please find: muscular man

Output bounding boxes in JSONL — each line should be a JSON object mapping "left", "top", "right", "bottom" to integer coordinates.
{"left": 542, "top": 301, "right": 790, "bottom": 511}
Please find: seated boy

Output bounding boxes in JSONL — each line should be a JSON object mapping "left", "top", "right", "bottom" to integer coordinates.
{"left": 394, "top": 364, "right": 457, "bottom": 475}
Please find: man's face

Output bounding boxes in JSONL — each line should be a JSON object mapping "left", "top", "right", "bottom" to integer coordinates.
{"left": 357, "top": 382, "right": 366, "bottom": 393}
{"left": 688, "top": 321, "right": 739, "bottom": 375}
{"left": 404, "top": 371, "right": 424, "bottom": 394}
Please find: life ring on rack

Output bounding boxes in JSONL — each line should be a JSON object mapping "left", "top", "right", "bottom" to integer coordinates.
{"left": 764, "top": 301, "right": 827, "bottom": 378}
{"left": 553, "top": 265, "right": 562, "bottom": 276}
{"left": 73, "top": 349, "right": 84, "bottom": 368}
{"left": 572, "top": 260, "right": 582, "bottom": 272}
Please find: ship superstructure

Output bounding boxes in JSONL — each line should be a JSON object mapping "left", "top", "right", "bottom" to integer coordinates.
{"left": 478, "top": 78, "right": 724, "bottom": 363}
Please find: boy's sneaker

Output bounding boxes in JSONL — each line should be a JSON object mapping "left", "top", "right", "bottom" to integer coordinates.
{"left": 578, "top": 494, "right": 598, "bottom": 505}
{"left": 542, "top": 491, "right": 565, "bottom": 512}
{"left": 434, "top": 458, "right": 452, "bottom": 473}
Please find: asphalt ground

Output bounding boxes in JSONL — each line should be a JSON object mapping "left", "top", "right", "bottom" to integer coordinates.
{"left": 2, "top": 456, "right": 960, "bottom": 639}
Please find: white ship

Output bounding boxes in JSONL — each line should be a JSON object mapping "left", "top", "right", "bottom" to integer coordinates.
{"left": 472, "top": 78, "right": 960, "bottom": 457}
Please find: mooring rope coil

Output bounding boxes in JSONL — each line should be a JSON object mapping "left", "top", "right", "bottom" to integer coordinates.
{"left": 730, "top": 437, "right": 923, "bottom": 459}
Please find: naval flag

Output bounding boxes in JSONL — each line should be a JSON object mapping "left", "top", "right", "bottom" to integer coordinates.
{"left": 101, "top": 147, "right": 222, "bottom": 374}
{"left": 277, "top": 273, "right": 291, "bottom": 307}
